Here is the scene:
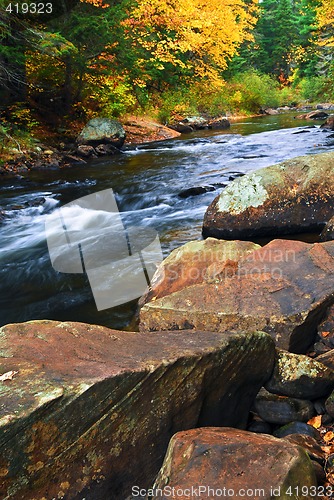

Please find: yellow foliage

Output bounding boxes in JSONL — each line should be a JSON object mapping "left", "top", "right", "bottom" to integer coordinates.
{"left": 317, "top": 0, "right": 334, "bottom": 45}
{"left": 122, "top": 0, "right": 258, "bottom": 81}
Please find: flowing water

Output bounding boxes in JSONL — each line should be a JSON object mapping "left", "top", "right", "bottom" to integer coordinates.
{"left": 1, "top": 113, "right": 334, "bottom": 329}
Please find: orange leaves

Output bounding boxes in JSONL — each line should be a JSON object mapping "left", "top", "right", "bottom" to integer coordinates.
{"left": 308, "top": 415, "right": 323, "bottom": 429}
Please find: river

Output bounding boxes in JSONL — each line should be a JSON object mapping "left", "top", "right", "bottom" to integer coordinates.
{"left": 1, "top": 113, "right": 333, "bottom": 329}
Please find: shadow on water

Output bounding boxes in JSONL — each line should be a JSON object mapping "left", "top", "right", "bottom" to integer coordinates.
{"left": 0, "top": 112, "right": 333, "bottom": 329}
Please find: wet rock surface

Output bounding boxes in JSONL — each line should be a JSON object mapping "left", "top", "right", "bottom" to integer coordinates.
{"left": 152, "top": 427, "right": 317, "bottom": 499}
{"left": 0, "top": 321, "right": 275, "bottom": 499}
{"left": 202, "top": 152, "right": 334, "bottom": 240}
{"left": 140, "top": 239, "right": 334, "bottom": 353}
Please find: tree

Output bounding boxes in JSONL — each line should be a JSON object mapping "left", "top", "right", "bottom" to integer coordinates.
{"left": 121, "top": 0, "right": 258, "bottom": 88}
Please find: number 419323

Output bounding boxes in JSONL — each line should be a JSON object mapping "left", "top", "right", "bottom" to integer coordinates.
{"left": 5, "top": 3, "right": 53, "bottom": 14}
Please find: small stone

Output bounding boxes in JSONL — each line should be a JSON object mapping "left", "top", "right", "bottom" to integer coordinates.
{"left": 76, "top": 145, "right": 97, "bottom": 158}
{"left": 254, "top": 388, "right": 315, "bottom": 425}
{"left": 178, "top": 186, "right": 216, "bottom": 198}
{"left": 273, "top": 422, "right": 321, "bottom": 440}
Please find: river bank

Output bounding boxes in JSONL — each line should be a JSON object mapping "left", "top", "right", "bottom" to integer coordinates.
{"left": 2, "top": 104, "right": 330, "bottom": 177}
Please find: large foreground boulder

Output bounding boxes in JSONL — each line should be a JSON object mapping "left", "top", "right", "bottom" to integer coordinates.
{"left": 152, "top": 428, "right": 317, "bottom": 499}
{"left": 139, "top": 239, "right": 334, "bottom": 353}
{"left": 0, "top": 321, "right": 274, "bottom": 499}
{"left": 77, "top": 118, "right": 126, "bottom": 148}
{"left": 203, "top": 152, "right": 334, "bottom": 240}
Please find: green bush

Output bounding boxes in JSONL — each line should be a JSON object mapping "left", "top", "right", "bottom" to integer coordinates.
{"left": 297, "top": 76, "right": 333, "bottom": 102}
{"left": 229, "top": 70, "right": 281, "bottom": 112}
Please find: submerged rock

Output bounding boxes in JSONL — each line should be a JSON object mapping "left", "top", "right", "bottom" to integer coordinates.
{"left": 265, "top": 349, "right": 334, "bottom": 399}
{"left": 0, "top": 321, "right": 274, "bottom": 499}
{"left": 140, "top": 239, "right": 334, "bottom": 353}
{"left": 295, "top": 110, "right": 329, "bottom": 119}
{"left": 152, "top": 427, "right": 317, "bottom": 499}
{"left": 178, "top": 185, "right": 216, "bottom": 198}
{"left": 202, "top": 152, "right": 334, "bottom": 240}
{"left": 77, "top": 117, "right": 126, "bottom": 148}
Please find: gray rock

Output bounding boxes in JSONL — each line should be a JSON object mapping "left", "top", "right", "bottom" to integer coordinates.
{"left": 274, "top": 422, "right": 321, "bottom": 439}
{"left": 77, "top": 117, "right": 125, "bottom": 148}
{"left": 254, "top": 388, "right": 315, "bottom": 424}
{"left": 76, "top": 144, "right": 97, "bottom": 158}
{"left": 265, "top": 349, "right": 334, "bottom": 399}
{"left": 203, "top": 152, "right": 334, "bottom": 239}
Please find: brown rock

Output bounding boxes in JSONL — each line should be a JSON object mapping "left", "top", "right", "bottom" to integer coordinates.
{"left": 123, "top": 117, "right": 181, "bottom": 144}
{"left": 0, "top": 321, "right": 275, "bottom": 499}
{"left": 296, "top": 110, "right": 329, "bottom": 119}
{"left": 202, "top": 152, "right": 334, "bottom": 240}
{"left": 140, "top": 239, "right": 334, "bottom": 353}
{"left": 283, "top": 434, "right": 325, "bottom": 464}
{"left": 76, "top": 145, "right": 97, "bottom": 158}
{"left": 265, "top": 349, "right": 334, "bottom": 399}
{"left": 152, "top": 428, "right": 317, "bottom": 499}
{"left": 139, "top": 238, "right": 260, "bottom": 306}
{"left": 321, "top": 116, "right": 334, "bottom": 130}
{"left": 207, "top": 117, "right": 230, "bottom": 129}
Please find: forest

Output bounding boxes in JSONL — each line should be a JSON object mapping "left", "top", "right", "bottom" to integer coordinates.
{"left": 0, "top": 0, "right": 334, "bottom": 159}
